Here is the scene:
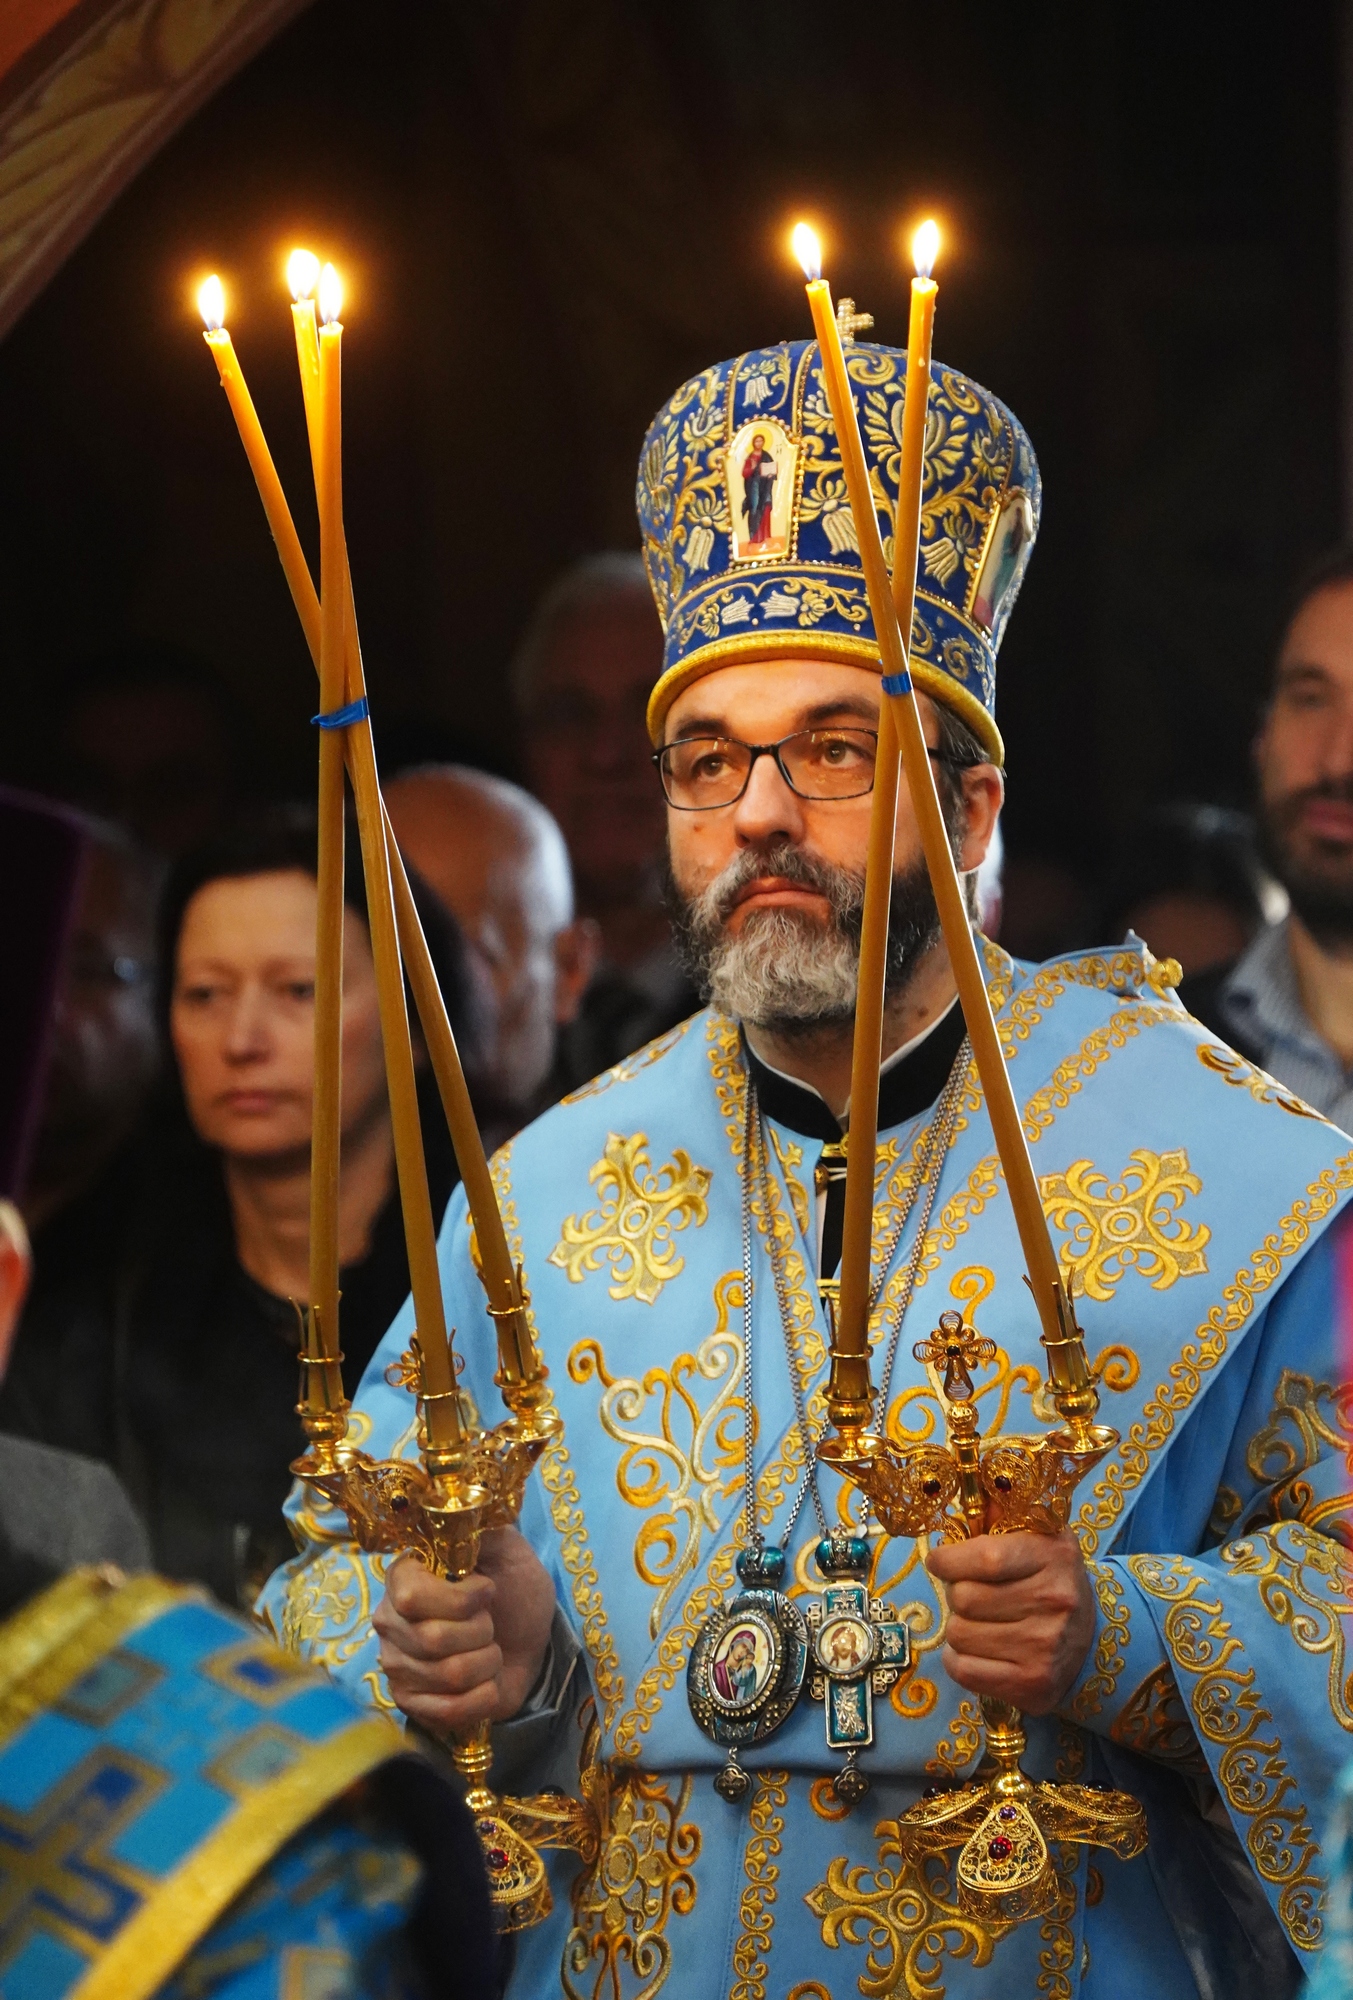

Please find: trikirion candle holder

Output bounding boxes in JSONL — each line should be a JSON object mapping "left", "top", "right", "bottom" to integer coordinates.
{"left": 291, "top": 1293, "right": 598, "bottom": 1934}
{"left": 816, "top": 1287, "right": 1147, "bottom": 1929}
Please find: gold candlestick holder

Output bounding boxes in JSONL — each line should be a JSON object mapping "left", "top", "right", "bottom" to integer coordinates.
{"left": 291, "top": 1290, "right": 598, "bottom": 1932}
{"left": 817, "top": 1286, "right": 1146, "bottom": 1926}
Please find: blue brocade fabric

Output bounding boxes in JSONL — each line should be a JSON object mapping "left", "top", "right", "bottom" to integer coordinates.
{"left": 0, "top": 1577, "right": 422, "bottom": 2000}
{"left": 263, "top": 938, "right": 1353, "bottom": 2000}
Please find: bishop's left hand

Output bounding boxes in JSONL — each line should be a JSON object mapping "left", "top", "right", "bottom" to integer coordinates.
{"left": 925, "top": 1530, "right": 1095, "bottom": 1715}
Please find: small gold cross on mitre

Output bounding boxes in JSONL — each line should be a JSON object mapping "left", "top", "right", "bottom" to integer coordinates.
{"left": 835, "top": 297, "right": 874, "bottom": 340}
{"left": 913, "top": 1311, "right": 997, "bottom": 1404}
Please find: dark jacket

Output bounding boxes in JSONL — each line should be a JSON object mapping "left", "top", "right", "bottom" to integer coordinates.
{"left": 0, "top": 1076, "right": 459, "bottom": 1609}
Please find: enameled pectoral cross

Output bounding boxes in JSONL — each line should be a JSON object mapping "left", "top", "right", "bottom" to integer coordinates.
{"left": 804, "top": 1531, "right": 910, "bottom": 1805}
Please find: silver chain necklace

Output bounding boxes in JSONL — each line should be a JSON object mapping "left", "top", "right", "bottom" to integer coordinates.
{"left": 687, "top": 1038, "right": 971, "bottom": 1802}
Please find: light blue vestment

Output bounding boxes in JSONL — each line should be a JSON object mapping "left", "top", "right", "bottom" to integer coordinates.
{"left": 262, "top": 940, "right": 1353, "bottom": 1999}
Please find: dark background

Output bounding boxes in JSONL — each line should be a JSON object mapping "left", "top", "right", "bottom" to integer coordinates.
{"left": 0, "top": 0, "right": 1341, "bottom": 866}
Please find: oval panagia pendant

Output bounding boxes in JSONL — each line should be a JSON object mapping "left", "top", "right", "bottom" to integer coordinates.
{"left": 687, "top": 1545, "right": 808, "bottom": 1800}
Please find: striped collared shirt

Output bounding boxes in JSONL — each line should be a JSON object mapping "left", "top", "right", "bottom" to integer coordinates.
{"left": 1216, "top": 917, "right": 1353, "bottom": 1133}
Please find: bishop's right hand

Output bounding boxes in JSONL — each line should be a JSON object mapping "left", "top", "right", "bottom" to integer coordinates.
{"left": 373, "top": 1525, "right": 556, "bottom": 1736}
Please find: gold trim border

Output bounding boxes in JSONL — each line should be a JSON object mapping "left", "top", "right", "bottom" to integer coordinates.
{"left": 0, "top": 1569, "right": 189, "bottom": 1751}
{"left": 69, "top": 1713, "right": 402, "bottom": 2000}
{"left": 647, "top": 634, "right": 1004, "bottom": 765}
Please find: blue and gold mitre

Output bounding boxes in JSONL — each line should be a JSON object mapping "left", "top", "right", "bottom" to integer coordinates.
{"left": 637, "top": 334, "right": 1041, "bottom": 763}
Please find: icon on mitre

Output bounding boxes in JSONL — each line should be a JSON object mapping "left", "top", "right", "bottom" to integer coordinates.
{"left": 726, "top": 416, "right": 796, "bottom": 562}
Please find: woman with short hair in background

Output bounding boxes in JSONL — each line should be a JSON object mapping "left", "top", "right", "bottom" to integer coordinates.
{"left": 0, "top": 804, "right": 487, "bottom": 1606}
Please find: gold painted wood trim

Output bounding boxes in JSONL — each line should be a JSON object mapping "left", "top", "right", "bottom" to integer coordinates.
{"left": 0, "top": 1567, "right": 188, "bottom": 1748}
{"left": 69, "top": 1711, "right": 403, "bottom": 2000}
{"left": 0, "top": 0, "right": 317, "bottom": 344}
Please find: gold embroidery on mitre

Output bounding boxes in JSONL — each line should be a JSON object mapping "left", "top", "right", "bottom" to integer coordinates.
{"left": 1128, "top": 1552, "right": 1324, "bottom": 1952}
{"left": 1039, "top": 1149, "right": 1210, "bottom": 1303}
{"left": 568, "top": 1272, "right": 744, "bottom": 1641}
{"left": 564, "top": 1705, "right": 700, "bottom": 2000}
{"left": 550, "top": 1132, "right": 712, "bottom": 1304}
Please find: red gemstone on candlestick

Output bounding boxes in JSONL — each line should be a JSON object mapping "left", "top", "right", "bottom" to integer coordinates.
{"left": 486, "top": 1846, "right": 510, "bottom": 1871}
{"left": 987, "top": 1835, "right": 1013, "bottom": 1861}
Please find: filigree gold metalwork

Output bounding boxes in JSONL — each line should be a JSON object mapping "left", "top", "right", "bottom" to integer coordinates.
{"left": 819, "top": 1297, "right": 1146, "bottom": 1929}
{"left": 1128, "top": 1550, "right": 1324, "bottom": 1952}
{"left": 568, "top": 1274, "right": 744, "bottom": 1639}
{"left": 290, "top": 1290, "right": 596, "bottom": 1933}
{"left": 1038, "top": 1149, "right": 1210, "bottom": 1303}
{"left": 549, "top": 1132, "right": 712, "bottom": 1304}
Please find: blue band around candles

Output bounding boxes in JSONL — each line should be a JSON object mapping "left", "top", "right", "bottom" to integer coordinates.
{"left": 311, "top": 696, "right": 370, "bottom": 729}
{"left": 880, "top": 669, "right": 912, "bottom": 696}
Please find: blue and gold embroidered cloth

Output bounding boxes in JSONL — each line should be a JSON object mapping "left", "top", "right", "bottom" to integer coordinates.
{"left": 264, "top": 939, "right": 1353, "bottom": 1998}
{"left": 0, "top": 1568, "right": 419, "bottom": 2000}
{"left": 638, "top": 339, "right": 1040, "bottom": 761}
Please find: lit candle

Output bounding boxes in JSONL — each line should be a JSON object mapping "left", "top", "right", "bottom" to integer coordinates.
{"left": 311, "top": 262, "right": 348, "bottom": 1408}
{"left": 794, "top": 224, "right": 1067, "bottom": 1361}
{"left": 285, "top": 264, "right": 535, "bottom": 1394}
{"left": 197, "top": 272, "right": 532, "bottom": 1416}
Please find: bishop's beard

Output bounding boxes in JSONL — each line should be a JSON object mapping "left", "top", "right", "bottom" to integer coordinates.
{"left": 667, "top": 841, "right": 944, "bottom": 1038}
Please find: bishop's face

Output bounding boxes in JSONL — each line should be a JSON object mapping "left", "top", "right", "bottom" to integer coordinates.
{"left": 664, "top": 660, "right": 917, "bottom": 914}
{"left": 661, "top": 659, "right": 999, "bottom": 1036}
{"left": 1256, "top": 580, "right": 1353, "bottom": 946}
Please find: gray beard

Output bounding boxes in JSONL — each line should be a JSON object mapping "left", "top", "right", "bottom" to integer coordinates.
{"left": 667, "top": 841, "right": 943, "bottom": 1039}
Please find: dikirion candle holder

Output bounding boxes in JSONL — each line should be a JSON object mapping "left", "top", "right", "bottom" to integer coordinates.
{"left": 817, "top": 1292, "right": 1147, "bottom": 1928}
{"left": 291, "top": 1290, "right": 598, "bottom": 1933}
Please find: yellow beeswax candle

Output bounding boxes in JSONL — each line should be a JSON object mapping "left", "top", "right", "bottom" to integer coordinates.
{"left": 794, "top": 224, "right": 1066, "bottom": 1357}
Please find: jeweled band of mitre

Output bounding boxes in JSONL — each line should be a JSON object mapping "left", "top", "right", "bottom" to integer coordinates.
{"left": 636, "top": 338, "right": 1041, "bottom": 763}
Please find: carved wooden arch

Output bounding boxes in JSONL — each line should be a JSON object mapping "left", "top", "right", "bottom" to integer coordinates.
{"left": 0, "top": 0, "right": 315, "bottom": 343}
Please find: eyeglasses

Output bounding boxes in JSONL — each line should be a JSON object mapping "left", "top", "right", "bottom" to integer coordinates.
{"left": 654, "top": 728, "right": 958, "bottom": 811}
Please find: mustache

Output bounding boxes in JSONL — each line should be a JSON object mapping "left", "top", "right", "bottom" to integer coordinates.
{"left": 1268, "top": 777, "right": 1353, "bottom": 828}
{"left": 703, "top": 842, "right": 863, "bottom": 928}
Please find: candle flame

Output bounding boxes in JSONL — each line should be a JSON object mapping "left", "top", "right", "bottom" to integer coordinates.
{"left": 318, "top": 262, "right": 343, "bottom": 325}
{"left": 287, "top": 248, "right": 321, "bottom": 301}
{"left": 197, "top": 274, "right": 226, "bottom": 331}
{"left": 791, "top": 222, "right": 822, "bottom": 282}
{"left": 912, "top": 219, "right": 940, "bottom": 279}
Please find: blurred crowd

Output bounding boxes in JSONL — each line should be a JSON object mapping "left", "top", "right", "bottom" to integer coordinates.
{"left": 7, "top": 541, "right": 1353, "bottom": 1608}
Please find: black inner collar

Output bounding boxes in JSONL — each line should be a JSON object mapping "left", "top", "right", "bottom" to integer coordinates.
{"left": 743, "top": 997, "right": 968, "bottom": 1142}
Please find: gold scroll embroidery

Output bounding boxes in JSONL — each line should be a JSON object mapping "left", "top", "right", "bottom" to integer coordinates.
{"left": 1075, "top": 1155, "right": 1353, "bottom": 1557}
{"left": 1022, "top": 1004, "right": 1178, "bottom": 1142}
{"left": 807, "top": 1844, "right": 998, "bottom": 1998}
{"left": 730, "top": 1772, "right": 788, "bottom": 2000}
{"left": 1109, "top": 1664, "right": 1207, "bottom": 1774}
{"left": 1036, "top": 1848, "right": 1079, "bottom": 2000}
{"left": 565, "top": 1705, "right": 701, "bottom": 2000}
{"left": 1070, "top": 1561, "right": 1131, "bottom": 1720}
{"left": 550, "top": 1132, "right": 712, "bottom": 1304}
{"left": 1239, "top": 1370, "right": 1353, "bottom": 1539}
{"left": 568, "top": 1273, "right": 744, "bottom": 1640}
{"left": 562, "top": 1018, "right": 695, "bottom": 1103}
{"left": 1219, "top": 1523, "right": 1353, "bottom": 1734}
{"left": 1196, "top": 1044, "right": 1326, "bottom": 1121}
{"left": 925, "top": 1699, "right": 983, "bottom": 1782}
{"left": 1039, "top": 1149, "right": 1210, "bottom": 1302}
{"left": 493, "top": 1145, "right": 626, "bottom": 1733}
{"left": 279, "top": 1544, "right": 383, "bottom": 1674}
{"left": 1128, "top": 1552, "right": 1324, "bottom": 1952}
